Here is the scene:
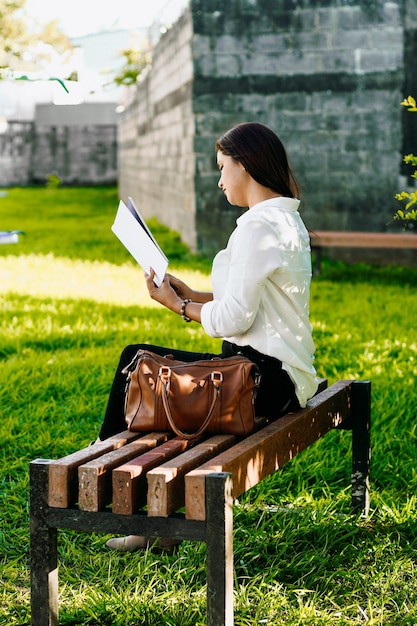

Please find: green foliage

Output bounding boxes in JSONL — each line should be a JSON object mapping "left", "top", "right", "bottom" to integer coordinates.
{"left": 46, "top": 173, "right": 61, "bottom": 188}
{"left": 0, "top": 0, "right": 72, "bottom": 76}
{"left": 113, "top": 42, "right": 152, "bottom": 87}
{"left": 394, "top": 96, "right": 417, "bottom": 222}
{"left": 0, "top": 0, "right": 29, "bottom": 69}
{"left": 401, "top": 95, "right": 417, "bottom": 113}
{"left": 1, "top": 187, "right": 417, "bottom": 624}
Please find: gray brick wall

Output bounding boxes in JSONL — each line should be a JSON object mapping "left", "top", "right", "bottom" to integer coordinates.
{"left": 118, "top": 0, "right": 417, "bottom": 257}
{"left": 0, "top": 122, "right": 33, "bottom": 187}
{"left": 118, "top": 9, "right": 197, "bottom": 249}
{"left": 191, "top": 0, "right": 410, "bottom": 253}
{"left": 0, "top": 104, "right": 118, "bottom": 187}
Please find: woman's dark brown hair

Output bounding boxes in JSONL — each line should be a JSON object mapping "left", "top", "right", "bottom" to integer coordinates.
{"left": 215, "top": 122, "right": 300, "bottom": 198}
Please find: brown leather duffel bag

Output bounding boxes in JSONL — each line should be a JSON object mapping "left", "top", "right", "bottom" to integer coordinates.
{"left": 122, "top": 349, "right": 260, "bottom": 441}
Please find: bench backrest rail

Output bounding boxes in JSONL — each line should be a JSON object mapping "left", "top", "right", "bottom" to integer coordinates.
{"left": 309, "top": 230, "right": 417, "bottom": 273}
{"left": 310, "top": 231, "right": 417, "bottom": 249}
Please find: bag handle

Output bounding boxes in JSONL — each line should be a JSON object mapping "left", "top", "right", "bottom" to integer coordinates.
{"left": 159, "top": 366, "right": 222, "bottom": 441}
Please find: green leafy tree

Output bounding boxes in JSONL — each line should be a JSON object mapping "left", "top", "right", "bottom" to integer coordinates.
{"left": 113, "top": 42, "right": 152, "bottom": 87}
{"left": 0, "top": 0, "right": 29, "bottom": 70}
{"left": 394, "top": 96, "right": 417, "bottom": 222}
{"left": 0, "top": 0, "right": 72, "bottom": 78}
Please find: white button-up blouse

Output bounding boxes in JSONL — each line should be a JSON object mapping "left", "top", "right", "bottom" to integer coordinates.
{"left": 201, "top": 196, "right": 318, "bottom": 407}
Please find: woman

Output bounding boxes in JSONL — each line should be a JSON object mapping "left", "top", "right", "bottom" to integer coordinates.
{"left": 99, "top": 122, "right": 318, "bottom": 551}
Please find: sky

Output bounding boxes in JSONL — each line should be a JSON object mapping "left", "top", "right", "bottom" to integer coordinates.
{"left": 25, "top": 0, "right": 188, "bottom": 38}
{"left": 0, "top": 0, "right": 189, "bottom": 116}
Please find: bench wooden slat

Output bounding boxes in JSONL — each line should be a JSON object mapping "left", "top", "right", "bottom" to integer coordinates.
{"left": 310, "top": 230, "right": 417, "bottom": 249}
{"left": 78, "top": 432, "right": 170, "bottom": 512}
{"left": 184, "top": 380, "right": 353, "bottom": 521}
{"left": 112, "top": 437, "right": 192, "bottom": 515}
{"left": 48, "top": 430, "right": 140, "bottom": 508}
{"left": 147, "top": 434, "right": 237, "bottom": 518}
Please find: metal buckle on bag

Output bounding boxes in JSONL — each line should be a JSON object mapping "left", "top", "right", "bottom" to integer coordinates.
{"left": 159, "top": 366, "right": 171, "bottom": 385}
{"left": 211, "top": 371, "right": 223, "bottom": 389}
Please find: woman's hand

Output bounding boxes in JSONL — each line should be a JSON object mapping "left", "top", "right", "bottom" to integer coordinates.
{"left": 145, "top": 269, "right": 181, "bottom": 314}
{"left": 165, "top": 273, "right": 195, "bottom": 300}
{"left": 166, "top": 272, "right": 213, "bottom": 304}
{"left": 145, "top": 269, "right": 204, "bottom": 324}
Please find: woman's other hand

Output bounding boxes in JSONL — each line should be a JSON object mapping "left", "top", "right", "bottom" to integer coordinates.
{"left": 167, "top": 273, "right": 213, "bottom": 304}
{"left": 145, "top": 269, "right": 203, "bottom": 323}
{"left": 165, "top": 273, "right": 194, "bottom": 300}
{"left": 145, "top": 269, "right": 181, "bottom": 314}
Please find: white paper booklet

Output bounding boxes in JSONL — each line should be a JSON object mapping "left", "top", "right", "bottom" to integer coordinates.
{"left": 0, "top": 231, "right": 20, "bottom": 244}
{"left": 111, "top": 197, "right": 169, "bottom": 287}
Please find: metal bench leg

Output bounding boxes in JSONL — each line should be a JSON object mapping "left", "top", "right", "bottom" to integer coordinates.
{"left": 206, "top": 473, "right": 234, "bottom": 626}
{"left": 30, "top": 459, "right": 58, "bottom": 626}
{"left": 350, "top": 381, "right": 371, "bottom": 515}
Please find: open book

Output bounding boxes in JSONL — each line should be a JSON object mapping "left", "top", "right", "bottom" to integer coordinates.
{"left": 111, "top": 197, "right": 169, "bottom": 287}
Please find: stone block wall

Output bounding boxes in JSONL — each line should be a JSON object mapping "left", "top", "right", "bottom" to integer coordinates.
{"left": 118, "top": 9, "right": 197, "bottom": 248}
{"left": 31, "top": 125, "right": 117, "bottom": 185}
{"left": 117, "top": 0, "right": 417, "bottom": 258}
{"left": 0, "top": 122, "right": 34, "bottom": 187}
{"left": 0, "top": 103, "right": 118, "bottom": 187}
{"left": 31, "top": 103, "right": 118, "bottom": 185}
{"left": 191, "top": 0, "right": 412, "bottom": 254}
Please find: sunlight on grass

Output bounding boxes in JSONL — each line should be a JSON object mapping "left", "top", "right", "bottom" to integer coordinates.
{"left": 0, "top": 253, "right": 212, "bottom": 305}
{"left": 2, "top": 187, "right": 417, "bottom": 625}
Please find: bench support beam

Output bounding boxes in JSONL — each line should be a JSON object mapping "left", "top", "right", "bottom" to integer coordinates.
{"left": 30, "top": 459, "right": 58, "bottom": 626}
{"left": 206, "top": 473, "right": 234, "bottom": 626}
{"left": 350, "top": 380, "right": 371, "bottom": 515}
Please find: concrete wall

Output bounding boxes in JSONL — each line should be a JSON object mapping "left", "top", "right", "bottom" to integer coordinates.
{"left": 191, "top": 0, "right": 411, "bottom": 254}
{"left": 118, "top": 9, "right": 197, "bottom": 248}
{"left": 0, "top": 103, "right": 118, "bottom": 187}
{"left": 118, "top": 0, "right": 417, "bottom": 260}
{"left": 0, "top": 121, "right": 33, "bottom": 187}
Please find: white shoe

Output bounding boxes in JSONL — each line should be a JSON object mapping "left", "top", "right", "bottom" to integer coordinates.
{"left": 106, "top": 535, "right": 180, "bottom": 552}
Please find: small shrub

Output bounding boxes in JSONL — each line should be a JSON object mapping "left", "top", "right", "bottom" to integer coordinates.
{"left": 46, "top": 173, "right": 62, "bottom": 189}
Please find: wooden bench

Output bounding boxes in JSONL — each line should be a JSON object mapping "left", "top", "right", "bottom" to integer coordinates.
{"left": 30, "top": 378, "right": 371, "bottom": 626}
{"left": 310, "top": 230, "right": 417, "bottom": 273}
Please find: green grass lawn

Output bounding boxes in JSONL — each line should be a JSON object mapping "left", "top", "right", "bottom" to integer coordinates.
{"left": 1, "top": 186, "right": 417, "bottom": 625}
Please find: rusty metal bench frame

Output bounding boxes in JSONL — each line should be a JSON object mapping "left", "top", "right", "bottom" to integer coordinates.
{"left": 30, "top": 379, "right": 371, "bottom": 626}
